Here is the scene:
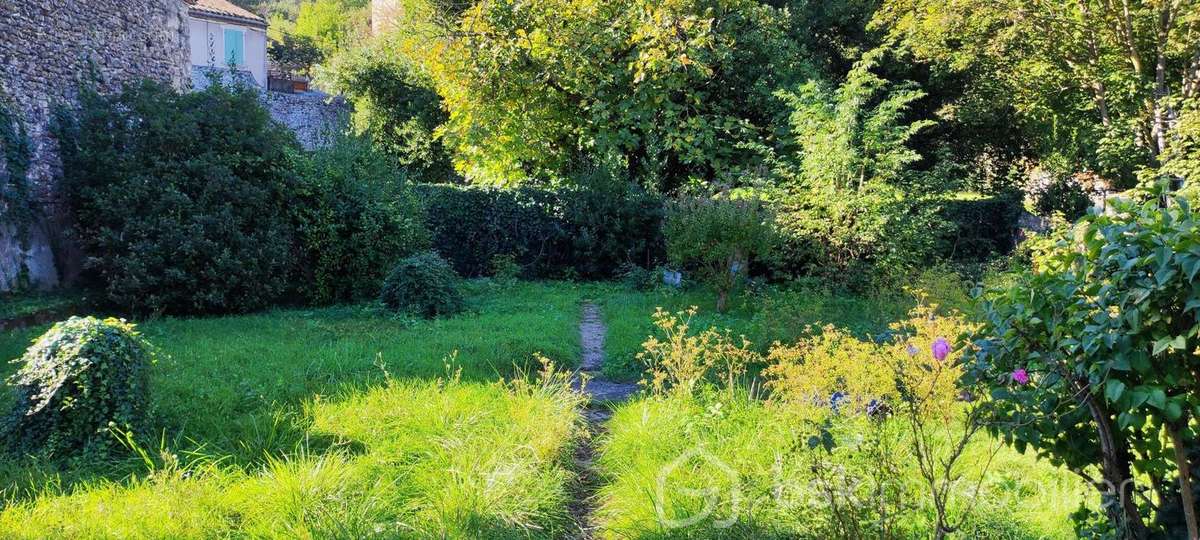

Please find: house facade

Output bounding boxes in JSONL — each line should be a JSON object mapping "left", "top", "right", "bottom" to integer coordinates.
{"left": 185, "top": 0, "right": 268, "bottom": 87}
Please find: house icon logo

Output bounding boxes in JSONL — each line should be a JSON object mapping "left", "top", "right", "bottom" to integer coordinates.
{"left": 655, "top": 446, "right": 742, "bottom": 529}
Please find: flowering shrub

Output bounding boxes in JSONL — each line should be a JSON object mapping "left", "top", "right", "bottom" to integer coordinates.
{"left": 969, "top": 194, "right": 1200, "bottom": 538}
{"left": 637, "top": 307, "right": 759, "bottom": 395}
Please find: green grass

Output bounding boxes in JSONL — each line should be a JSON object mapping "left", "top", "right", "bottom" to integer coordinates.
{"left": 0, "top": 290, "right": 89, "bottom": 321}
{"left": 0, "top": 281, "right": 590, "bottom": 538}
{"left": 0, "top": 377, "right": 583, "bottom": 538}
{"left": 0, "top": 278, "right": 1093, "bottom": 538}
{"left": 595, "top": 391, "right": 1089, "bottom": 539}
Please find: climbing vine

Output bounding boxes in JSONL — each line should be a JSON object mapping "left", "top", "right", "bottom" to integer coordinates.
{"left": 0, "top": 94, "right": 35, "bottom": 238}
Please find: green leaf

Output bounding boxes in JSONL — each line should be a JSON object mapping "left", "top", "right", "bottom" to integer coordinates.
{"left": 1105, "top": 379, "right": 1126, "bottom": 403}
{"left": 1147, "top": 388, "right": 1167, "bottom": 410}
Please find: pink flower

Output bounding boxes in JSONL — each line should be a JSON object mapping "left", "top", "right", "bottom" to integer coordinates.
{"left": 931, "top": 338, "right": 950, "bottom": 362}
{"left": 906, "top": 343, "right": 919, "bottom": 357}
{"left": 1011, "top": 368, "right": 1030, "bottom": 385}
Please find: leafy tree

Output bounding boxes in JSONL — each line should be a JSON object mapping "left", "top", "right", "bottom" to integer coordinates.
{"left": 392, "top": 0, "right": 806, "bottom": 189}
{"left": 874, "top": 0, "right": 1200, "bottom": 189}
{"left": 766, "top": 49, "right": 946, "bottom": 288}
{"left": 268, "top": 33, "right": 324, "bottom": 77}
{"left": 294, "top": 0, "right": 369, "bottom": 56}
{"left": 970, "top": 192, "right": 1200, "bottom": 538}
{"left": 664, "top": 195, "right": 774, "bottom": 312}
{"left": 320, "top": 37, "right": 454, "bottom": 181}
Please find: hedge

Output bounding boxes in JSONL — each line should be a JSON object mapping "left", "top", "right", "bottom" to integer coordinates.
{"left": 414, "top": 183, "right": 663, "bottom": 279}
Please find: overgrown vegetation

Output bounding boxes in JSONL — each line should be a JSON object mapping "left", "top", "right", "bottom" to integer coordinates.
{"left": 3, "top": 317, "right": 152, "bottom": 459}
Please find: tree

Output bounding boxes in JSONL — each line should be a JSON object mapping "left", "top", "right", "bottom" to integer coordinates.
{"left": 766, "top": 48, "right": 947, "bottom": 289}
{"left": 390, "top": 0, "right": 806, "bottom": 189}
{"left": 663, "top": 194, "right": 774, "bottom": 312}
{"left": 874, "top": 0, "right": 1200, "bottom": 189}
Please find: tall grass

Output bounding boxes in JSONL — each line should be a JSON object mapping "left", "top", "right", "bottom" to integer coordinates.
{"left": 0, "top": 374, "right": 584, "bottom": 538}
{"left": 595, "top": 391, "right": 1089, "bottom": 539}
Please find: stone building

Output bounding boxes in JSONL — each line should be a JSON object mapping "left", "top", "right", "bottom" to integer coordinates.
{"left": 0, "top": 0, "right": 191, "bottom": 291}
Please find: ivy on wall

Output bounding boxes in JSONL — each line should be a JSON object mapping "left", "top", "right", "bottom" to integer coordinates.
{"left": 0, "top": 95, "right": 35, "bottom": 240}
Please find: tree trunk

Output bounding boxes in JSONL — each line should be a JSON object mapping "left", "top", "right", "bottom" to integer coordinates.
{"left": 716, "top": 289, "right": 728, "bottom": 313}
{"left": 1079, "top": 382, "right": 1150, "bottom": 539}
{"left": 1167, "top": 421, "right": 1199, "bottom": 540}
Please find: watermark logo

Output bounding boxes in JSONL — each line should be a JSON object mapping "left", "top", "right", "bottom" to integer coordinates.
{"left": 655, "top": 446, "right": 741, "bottom": 529}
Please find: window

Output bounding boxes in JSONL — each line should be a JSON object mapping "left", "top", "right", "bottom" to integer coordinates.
{"left": 223, "top": 28, "right": 245, "bottom": 67}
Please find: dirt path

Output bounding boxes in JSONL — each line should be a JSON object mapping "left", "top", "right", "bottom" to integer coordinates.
{"left": 569, "top": 302, "right": 637, "bottom": 539}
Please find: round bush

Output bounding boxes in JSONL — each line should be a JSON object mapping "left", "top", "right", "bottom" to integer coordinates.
{"left": 3, "top": 317, "right": 153, "bottom": 458}
{"left": 380, "top": 252, "right": 464, "bottom": 317}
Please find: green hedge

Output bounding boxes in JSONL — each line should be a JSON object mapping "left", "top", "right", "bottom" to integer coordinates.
{"left": 414, "top": 183, "right": 663, "bottom": 279}
{"left": 937, "top": 194, "right": 1023, "bottom": 261}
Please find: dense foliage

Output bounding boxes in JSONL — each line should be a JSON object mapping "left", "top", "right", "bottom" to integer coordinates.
{"left": 379, "top": 251, "right": 464, "bottom": 317}
{"left": 58, "top": 81, "right": 299, "bottom": 315}
{"left": 663, "top": 196, "right": 774, "bottom": 312}
{"left": 320, "top": 39, "right": 454, "bottom": 181}
{"left": 3, "top": 317, "right": 152, "bottom": 459}
{"left": 415, "top": 180, "right": 663, "bottom": 279}
{"left": 290, "top": 135, "right": 429, "bottom": 304}
{"left": 971, "top": 193, "right": 1200, "bottom": 538}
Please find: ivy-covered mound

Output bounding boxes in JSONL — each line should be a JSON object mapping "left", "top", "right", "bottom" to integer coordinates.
{"left": 2, "top": 317, "right": 153, "bottom": 458}
{"left": 380, "top": 252, "right": 464, "bottom": 318}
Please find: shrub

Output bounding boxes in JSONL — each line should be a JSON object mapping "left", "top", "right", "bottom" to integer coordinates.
{"left": 664, "top": 195, "right": 774, "bottom": 312}
{"left": 969, "top": 193, "right": 1200, "bottom": 538}
{"left": 57, "top": 80, "right": 299, "bottom": 315}
{"left": 379, "top": 252, "right": 463, "bottom": 317}
{"left": 3, "top": 317, "right": 152, "bottom": 458}
{"left": 290, "top": 135, "right": 429, "bottom": 304}
{"left": 414, "top": 182, "right": 662, "bottom": 279}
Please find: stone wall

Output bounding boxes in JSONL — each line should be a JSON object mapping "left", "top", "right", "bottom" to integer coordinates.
{"left": 0, "top": 0, "right": 190, "bottom": 291}
{"left": 266, "top": 91, "right": 350, "bottom": 150}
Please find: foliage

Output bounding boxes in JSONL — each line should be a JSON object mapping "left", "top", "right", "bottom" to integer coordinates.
{"left": 392, "top": 0, "right": 805, "bottom": 188}
{"left": 2, "top": 317, "right": 152, "bottom": 459}
{"left": 767, "top": 49, "right": 947, "bottom": 289}
{"left": 290, "top": 135, "right": 429, "bottom": 304}
{"left": 664, "top": 195, "right": 774, "bottom": 312}
{"left": 415, "top": 181, "right": 663, "bottom": 279}
{"left": 969, "top": 193, "right": 1200, "bottom": 538}
{"left": 294, "top": 0, "right": 369, "bottom": 57}
{"left": 935, "top": 194, "right": 1022, "bottom": 261}
{"left": 0, "top": 95, "right": 34, "bottom": 249}
{"left": 320, "top": 38, "right": 454, "bottom": 181}
{"left": 1028, "top": 172, "right": 1093, "bottom": 221}
{"left": 637, "top": 307, "right": 758, "bottom": 395}
{"left": 874, "top": 0, "right": 1200, "bottom": 188}
{"left": 57, "top": 80, "right": 299, "bottom": 315}
{"left": 267, "top": 33, "right": 324, "bottom": 77}
{"left": 379, "top": 251, "right": 464, "bottom": 317}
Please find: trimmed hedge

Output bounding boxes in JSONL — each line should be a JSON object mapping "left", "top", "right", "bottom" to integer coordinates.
{"left": 414, "top": 183, "right": 664, "bottom": 279}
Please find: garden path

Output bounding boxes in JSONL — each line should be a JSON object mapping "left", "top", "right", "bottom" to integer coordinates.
{"left": 569, "top": 302, "right": 636, "bottom": 539}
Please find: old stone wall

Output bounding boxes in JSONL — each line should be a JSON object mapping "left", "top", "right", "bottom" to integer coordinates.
{"left": 0, "top": 0, "right": 190, "bottom": 291}
{"left": 266, "top": 91, "right": 350, "bottom": 150}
